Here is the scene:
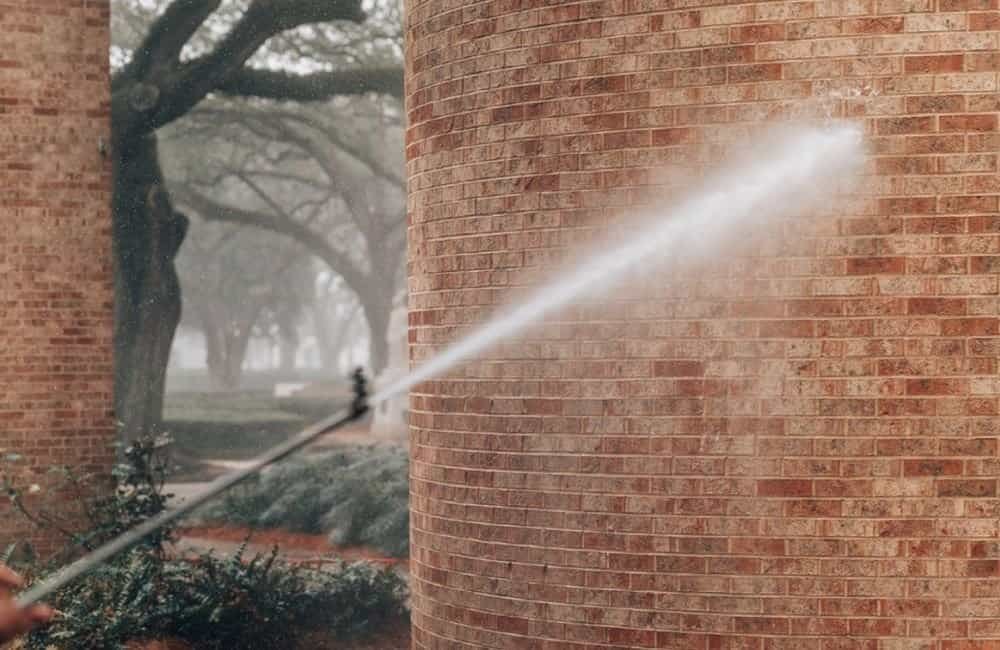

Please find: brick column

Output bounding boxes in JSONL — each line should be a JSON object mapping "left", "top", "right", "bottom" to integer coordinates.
{"left": 406, "top": 0, "right": 1000, "bottom": 647}
{"left": 0, "top": 1, "right": 114, "bottom": 553}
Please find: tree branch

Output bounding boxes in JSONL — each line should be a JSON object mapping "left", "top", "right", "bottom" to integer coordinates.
{"left": 128, "top": 0, "right": 223, "bottom": 78}
{"left": 215, "top": 65, "right": 404, "bottom": 101}
{"left": 172, "top": 184, "right": 371, "bottom": 296}
{"left": 119, "top": 0, "right": 368, "bottom": 137}
{"left": 193, "top": 104, "right": 405, "bottom": 187}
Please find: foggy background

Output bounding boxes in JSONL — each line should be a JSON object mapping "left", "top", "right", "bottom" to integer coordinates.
{"left": 111, "top": 0, "right": 408, "bottom": 459}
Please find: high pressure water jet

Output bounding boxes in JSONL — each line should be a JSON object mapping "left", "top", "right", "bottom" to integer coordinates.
{"left": 16, "top": 122, "right": 865, "bottom": 608}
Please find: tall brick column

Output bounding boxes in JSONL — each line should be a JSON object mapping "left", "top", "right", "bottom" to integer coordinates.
{"left": 0, "top": 1, "right": 114, "bottom": 553}
{"left": 407, "top": 0, "right": 1000, "bottom": 648}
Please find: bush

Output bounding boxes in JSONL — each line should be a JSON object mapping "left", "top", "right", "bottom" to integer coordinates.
{"left": 18, "top": 544, "right": 407, "bottom": 650}
{"left": 1, "top": 437, "right": 174, "bottom": 562}
{"left": 4, "top": 438, "right": 409, "bottom": 650}
{"left": 198, "top": 445, "right": 409, "bottom": 558}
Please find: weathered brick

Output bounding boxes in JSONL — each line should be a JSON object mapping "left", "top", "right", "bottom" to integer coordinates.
{"left": 0, "top": 1, "right": 113, "bottom": 556}
{"left": 406, "top": 0, "right": 1000, "bottom": 647}
{"left": 904, "top": 54, "right": 964, "bottom": 73}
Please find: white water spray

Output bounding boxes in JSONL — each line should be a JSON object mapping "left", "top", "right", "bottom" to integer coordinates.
{"left": 373, "top": 122, "right": 865, "bottom": 404}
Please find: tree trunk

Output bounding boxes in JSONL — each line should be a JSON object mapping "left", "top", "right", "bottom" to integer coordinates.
{"left": 361, "top": 297, "right": 391, "bottom": 375}
{"left": 199, "top": 303, "right": 253, "bottom": 391}
{"left": 218, "top": 328, "right": 251, "bottom": 389}
{"left": 279, "top": 336, "right": 298, "bottom": 374}
{"left": 276, "top": 311, "right": 299, "bottom": 374}
{"left": 113, "top": 135, "right": 188, "bottom": 442}
{"left": 312, "top": 302, "right": 358, "bottom": 371}
{"left": 311, "top": 303, "right": 336, "bottom": 370}
{"left": 205, "top": 327, "right": 250, "bottom": 391}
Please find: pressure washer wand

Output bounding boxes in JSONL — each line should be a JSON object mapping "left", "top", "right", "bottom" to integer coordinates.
{"left": 15, "top": 369, "right": 371, "bottom": 608}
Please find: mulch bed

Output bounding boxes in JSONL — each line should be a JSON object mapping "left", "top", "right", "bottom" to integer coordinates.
{"left": 125, "top": 622, "right": 412, "bottom": 650}
{"left": 174, "top": 525, "right": 407, "bottom": 569}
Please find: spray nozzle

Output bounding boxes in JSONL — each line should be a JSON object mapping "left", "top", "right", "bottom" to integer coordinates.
{"left": 351, "top": 367, "right": 369, "bottom": 417}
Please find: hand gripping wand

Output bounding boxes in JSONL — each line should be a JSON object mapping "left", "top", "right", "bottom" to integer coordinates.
{"left": 15, "top": 369, "right": 371, "bottom": 608}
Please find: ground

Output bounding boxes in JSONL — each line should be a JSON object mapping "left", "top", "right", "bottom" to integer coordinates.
{"left": 121, "top": 622, "right": 412, "bottom": 650}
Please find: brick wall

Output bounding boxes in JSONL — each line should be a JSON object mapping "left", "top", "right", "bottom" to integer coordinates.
{"left": 0, "top": 1, "right": 114, "bottom": 554}
{"left": 406, "top": 0, "right": 1000, "bottom": 648}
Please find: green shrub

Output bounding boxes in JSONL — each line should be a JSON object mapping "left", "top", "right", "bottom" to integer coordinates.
{"left": 20, "top": 544, "right": 407, "bottom": 650}
{"left": 4, "top": 437, "right": 409, "bottom": 650}
{"left": 1, "top": 437, "right": 174, "bottom": 562}
{"left": 199, "top": 445, "right": 410, "bottom": 557}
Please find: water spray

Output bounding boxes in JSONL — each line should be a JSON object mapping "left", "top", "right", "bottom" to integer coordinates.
{"left": 16, "top": 122, "right": 865, "bottom": 608}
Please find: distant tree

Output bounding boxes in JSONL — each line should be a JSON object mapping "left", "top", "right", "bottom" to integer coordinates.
{"left": 109, "top": 0, "right": 403, "bottom": 440}
{"left": 165, "top": 93, "right": 405, "bottom": 375}
{"left": 176, "top": 222, "right": 314, "bottom": 389}
{"left": 310, "top": 274, "right": 365, "bottom": 374}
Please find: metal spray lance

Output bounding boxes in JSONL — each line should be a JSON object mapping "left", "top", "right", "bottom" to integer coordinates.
{"left": 15, "top": 368, "right": 372, "bottom": 608}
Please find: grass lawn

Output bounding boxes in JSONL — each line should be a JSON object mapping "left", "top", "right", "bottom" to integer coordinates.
{"left": 164, "top": 391, "right": 307, "bottom": 461}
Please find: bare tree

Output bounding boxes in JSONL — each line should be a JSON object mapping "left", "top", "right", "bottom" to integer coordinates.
{"left": 176, "top": 222, "right": 313, "bottom": 388}
{"left": 311, "top": 276, "right": 365, "bottom": 373}
{"left": 165, "top": 94, "right": 405, "bottom": 374}
{"left": 109, "top": 0, "right": 403, "bottom": 440}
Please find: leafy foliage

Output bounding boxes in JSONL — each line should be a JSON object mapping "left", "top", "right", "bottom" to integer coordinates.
{"left": 19, "top": 545, "right": 407, "bottom": 650}
{"left": 1, "top": 437, "right": 174, "bottom": 563}
{"left": 20, "top": 545, "right": 406, "bottom": 650}
{"left": 5, "top": 438, "right": 408, "bottom": 649}
{"left": 198, "top": 445, "right": 409, "bottom": 557}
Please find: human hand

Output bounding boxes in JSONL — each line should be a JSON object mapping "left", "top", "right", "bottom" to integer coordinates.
{"left": 0, "top": 565, "right": 52, "bottom": 642}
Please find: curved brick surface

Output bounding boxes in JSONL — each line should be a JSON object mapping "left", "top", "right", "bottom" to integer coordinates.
{"left": 0, "top": 1, "right": 113, "bottom": 553}
{"left": 406, "top": 1, "right": 1000, "bottom": 647}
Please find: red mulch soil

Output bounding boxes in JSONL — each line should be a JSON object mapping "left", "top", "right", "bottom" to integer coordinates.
{"left": 126, "top": 622, "right": 412, "bottom": 650}
{"left": 126, "top": 641, "right": 191, "bottom": 650}
{"left": 175, "top": 525, "right": 407, "bottom": 569}
{"left": 299, "top": 619, "right": 412, "bottom": 649}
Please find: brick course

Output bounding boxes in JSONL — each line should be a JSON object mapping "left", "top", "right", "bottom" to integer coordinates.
{"left": 406, "top": 0, "right": 1000, "bottom": 647}
{"left": 0, "top": 1, "right": 114, "bottom": 554}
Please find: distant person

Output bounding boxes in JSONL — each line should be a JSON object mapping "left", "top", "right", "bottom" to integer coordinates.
{"left": 0, "top": 564, "right": 52, "bottom": 641}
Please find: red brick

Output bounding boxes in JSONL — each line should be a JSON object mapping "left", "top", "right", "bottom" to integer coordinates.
{"left": 731, "top": 23, "right": 786, "bottom": 42}
{"left": 908, "top": 298, "right": 967, "bottom": 315}
{"left": 906, "top": 94, "right": 965, "bottom": 113}
{"left": 904, "top": 54, "right": 964, "bottom": 74}
{"left": 844, "top": 17, "right": 904, "bottom": 33}
{"left": 942, "top": 318, "right": 999, "bottom": 336}
{"left": 758, "top": 479, "right": 813, "bottom": 497}
{"left": 728, "top": 63, "right": 783, "bottom": 83}
{"left": 971, "top": 256, "right": 1000, "bottom": 273}
{"left": 846, "top": 257, "right": 905, "bottom": 275}
{"left": 406, "top": 1, "right": 1000, "bottom": 647}
{"left": 904, "top": 459, "right": 963, "bottom": 476}
{"left": 651, "top": 128, "right": 696, "bottom": 146}
{"left": 759, "top": 320, "right": 816, "bottom": 338}
{"left": 704, "top": 45, "right": 755, "bottom": 66}
{"left": 652, "top": 360, "right": 704, "bottom": 377}
{"left": 941, "top": 114, "right": 998, "bottom": 132}
{"left": 969, "top": 11, "right": 1000, "bottom": 29}
{"left": 0, "top": 2, "right": 114, "bottom": 556}
{"left": 938, "top": 480, "right": 998, "bottom": 498}
{"left": 879, "top": 197, "right": 936, "bottom": 215}
{"left": 905, "top": 378, "right": 966, "bottom": 395}
{"left": 940, "top": 0, "right": 996, "bottom": 7}
{"left": 876, "top": 116, "right": 935, "bottom": 135}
